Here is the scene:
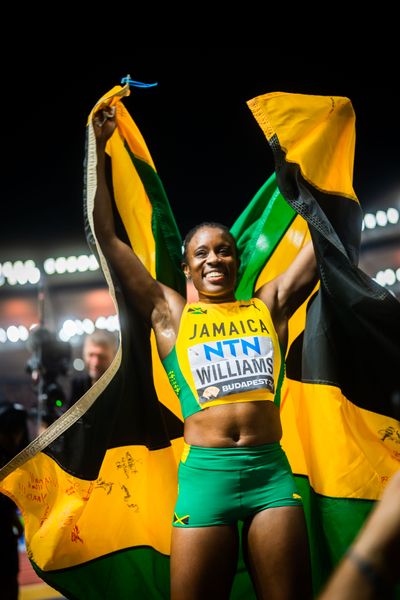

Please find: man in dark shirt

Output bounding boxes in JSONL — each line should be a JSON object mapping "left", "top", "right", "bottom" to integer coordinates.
{"left": 67, "top": 330, "right": 118, "bottom": 407}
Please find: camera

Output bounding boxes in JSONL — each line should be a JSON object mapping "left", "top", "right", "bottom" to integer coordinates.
{"left": 26, "top": 326, "right": 71, "bottom": 426}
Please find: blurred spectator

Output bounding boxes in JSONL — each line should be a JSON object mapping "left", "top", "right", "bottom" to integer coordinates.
{"left": 0, "top": 400, "right": 29, "bottom": 600}
{"left": 67, "top": 330, "right": 118, "bottom": 408}
{"left": 318, "top": 469, "right": 400, "bottom": 599}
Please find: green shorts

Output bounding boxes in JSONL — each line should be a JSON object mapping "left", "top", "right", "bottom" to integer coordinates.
{"left": 173, "top": 442, "right": 302, "bottom": 527}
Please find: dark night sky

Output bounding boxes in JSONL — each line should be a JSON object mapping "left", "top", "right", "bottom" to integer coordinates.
{"left": 2, "top": 49, "right": 399, "bottom": 257}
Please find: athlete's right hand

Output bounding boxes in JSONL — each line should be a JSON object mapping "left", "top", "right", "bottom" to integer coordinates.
{"left": 93, "top": 105, "right": 117, "bottom": 145}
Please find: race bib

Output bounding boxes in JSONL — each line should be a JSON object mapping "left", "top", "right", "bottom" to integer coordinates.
{"left": 188, "top": 335, "right": 274, "bottom": 403}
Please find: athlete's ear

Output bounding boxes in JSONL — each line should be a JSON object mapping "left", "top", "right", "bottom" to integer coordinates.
{"left": 182, "top": 262, "right": 191, "bottom": 280}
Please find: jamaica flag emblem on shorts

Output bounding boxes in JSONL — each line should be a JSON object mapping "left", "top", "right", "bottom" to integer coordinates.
{"left": 174, "top": 513, "right": 190, "bottom": 525}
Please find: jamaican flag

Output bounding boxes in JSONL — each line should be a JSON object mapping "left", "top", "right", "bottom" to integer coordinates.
{"left": 1, "top": 85, "right": 400, "bottom": 599}
{"left": 241, "top": 92, "right": 400, "bottom": 595}
{"left": 0, "top": 83, "right": 187, "bottom": 599}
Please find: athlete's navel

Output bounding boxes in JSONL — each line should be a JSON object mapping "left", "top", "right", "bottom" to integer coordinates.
{"left": 231, "top": 431, "right": 240, "bottom": 443}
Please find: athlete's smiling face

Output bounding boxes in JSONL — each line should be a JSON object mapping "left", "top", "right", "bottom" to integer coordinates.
{"left": 183, "top": 226, "right": 238, "bottom": 303}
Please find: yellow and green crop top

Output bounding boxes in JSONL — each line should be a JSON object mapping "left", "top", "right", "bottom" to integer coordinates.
{"left": 162, "top": 298, "right": 284, "bottom": 419}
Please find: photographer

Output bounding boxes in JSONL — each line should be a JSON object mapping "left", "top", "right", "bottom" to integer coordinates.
{"left": 26, "top": 326, "right": 71, "bottom": 432}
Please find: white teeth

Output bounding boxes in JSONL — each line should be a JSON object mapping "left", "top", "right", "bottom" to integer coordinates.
{"left": 206, "top": 271, "right": 224, "bottom": 279}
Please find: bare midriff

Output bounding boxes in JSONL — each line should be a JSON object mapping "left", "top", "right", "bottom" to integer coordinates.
{"left": 183, "top": 401, "right": 282, "bottom": 447}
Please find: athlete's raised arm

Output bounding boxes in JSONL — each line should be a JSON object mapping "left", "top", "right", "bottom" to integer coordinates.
{"left": 92, "top": 106, "right": 185, "bottom": 356}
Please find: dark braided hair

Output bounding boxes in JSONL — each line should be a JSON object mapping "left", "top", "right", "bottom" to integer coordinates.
{"left": 182, "top": 222, "right": 237, "bottom": 264}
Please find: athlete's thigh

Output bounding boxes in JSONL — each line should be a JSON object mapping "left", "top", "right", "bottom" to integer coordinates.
{"left": 170, "top": 524, "right": 239, "bottom": 600}
{"left": 244, "top": 505, "right": 312, "bottom": 600}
